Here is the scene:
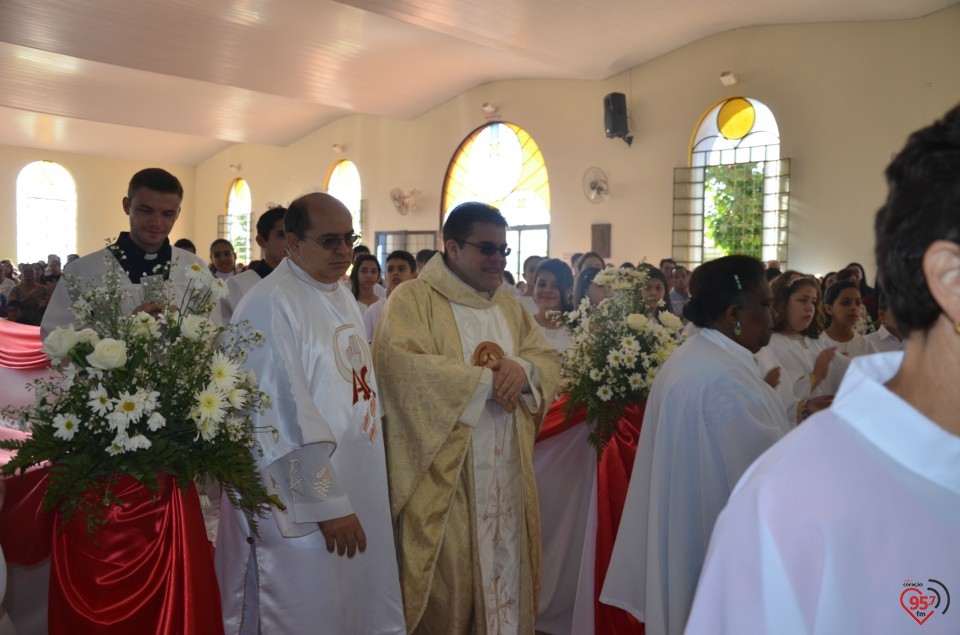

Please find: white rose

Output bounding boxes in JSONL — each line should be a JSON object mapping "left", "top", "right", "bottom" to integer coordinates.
{"left": 87, "top": 338, "right": 128, "bottom": 370}
{"left": 43, "top": 327, "right": 79, "bottom": 360}
{"left": 658, "top": 311, "right": 683, "bottom": 331}
{"left": 181, "top": 315, "right": 216, "bottom": 342}
{"left": 131, "top": 312, "right": 160, "bottom": 338}
{"left": 75, "top": 328, "right": 101, "bottom": 345}
{"left": 626, "top": 313, "right": 649, "bottom": 331}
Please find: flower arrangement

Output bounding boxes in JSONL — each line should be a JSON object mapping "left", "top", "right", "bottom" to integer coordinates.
{"left": 0, "top": 254, "right": 278, "bottom": 534}
{"left": 555, "top": 266, "right": 684, "bottom": 452}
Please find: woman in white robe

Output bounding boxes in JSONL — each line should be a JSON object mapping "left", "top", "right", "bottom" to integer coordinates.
{"left": 600, "top": 255, "right": 791, "bottom": 635}
{"left": 686, "top": 103, "right": 960, "bottom": 635}
{"left": 530, "top": 259, "right": 590, "bottom": 634}
{"left": 759, "top": 272, "right": 847, "bottom": 425}
{"left": 821, "top": 281, "right": 878, "bottom": 358}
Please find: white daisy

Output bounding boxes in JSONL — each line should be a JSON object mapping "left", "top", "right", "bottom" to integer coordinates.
{"left": 123, "top": 434, "right": 152, "bottom": 451}
{"left": 146, "top": 412, "right": 166, "bottom": 431}
{"left": 113, "top": 391, "right": 144, "bottom": 423}
{"left": 607, "top": 350, "right": 625, "bottom": 367}
{"left": 87, "top": 384, "right": 113, "bottom": 416}
{"left": 209, "top": 277, "right": 229, "bottom": 299}
{"left": 196, "top": 418, "right": 219, "bottom": 442}
{"left": 209, "top": 353, "right": 241, "bottom": 391}
{"left": 628, "top": 373, "right": 643, "bottom": 390}
{"left": 52, "top": 412, "right": 80, "bottom": 440}
{"left": 184, "top": 262, "right": 211, "bottom": 284}
{"left": 227, "top": 387, "right": 248, "bottom": 409}
{"left": 106, "top": 432, "right": 128, "bottom": 456}
{"left": 589, "top": 368, "right": 602, "bottom": 381}
{"left": 596, "top": 385, "right": 613, "bottom": 401}
{"left": 194, "top": 384, "right": 227, "bottom": 423}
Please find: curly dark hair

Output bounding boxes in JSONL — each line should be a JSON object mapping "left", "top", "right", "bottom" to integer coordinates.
{"left": 771, "top": 271, "right": 824, "bottom": 337}
{"left": 874, "top": 104, "right": 960, "bottom": 337}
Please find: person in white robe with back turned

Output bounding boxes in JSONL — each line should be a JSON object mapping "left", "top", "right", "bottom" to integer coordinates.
{"left": 600, "top": 255, "right": 790, "bottom": 635}
{"left": 686, "top": 104, "right": 960, "bottom": 635}
{"left": 215, "top": 193, "right": 404, "bottom": 635}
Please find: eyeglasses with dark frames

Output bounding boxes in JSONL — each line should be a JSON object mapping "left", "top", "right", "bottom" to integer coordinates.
{"left": 460, "top": 240, "right": 511, "bottom": 257}
{"left": 302, "top": 232, "right": 362, "bottom": 250}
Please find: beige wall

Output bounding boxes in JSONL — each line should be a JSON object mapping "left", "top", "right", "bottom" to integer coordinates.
{"left": 3, "top": 5, "right": 958, "bottom": 279}
{"left": 0, "top": 147, "right": 195, "bottom": 261}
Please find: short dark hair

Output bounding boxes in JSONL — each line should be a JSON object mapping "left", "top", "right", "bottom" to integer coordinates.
{"left": 127, "top": 168, "right": 183, "bottom": 200}
{"left": 386, "top": 250, "right": 417, "bottom": 272}
{"left": 210, "top": 238, "right": 234, "bottom": 253}
{"left": 416, "top": 249, "right": 438, "bottom": 266}
{"left": 534, "top": 258, "right": 575, "bottom": 312}
{"left": 577, "top": 251, "right": 606, "bottom": 272}
{"left": 350, "top": 254, "right": 381, "bottom": 298}
{"left": 834, "top": 268, "right": 858, "bottom": 283}
{"left": 442, "top": 202, "right": 507, "bottom": 244}
{"left": 256, "top": 206, "right": 287, "bottom": 240}
{"left": 765, "top": 268, "right": 782, "bottom": 282}
{"left": 684, "top": 255, "right": 766, "bottom": 327}
{"left": 523, "top": 255, "right": 543, "bottom": 270}
{"left": 659, "top": 258, "right": 677, "bottom": 269}
{"left": 174, "top": 238, "right": 196, "bottom": 253}
{"left": 354, "top": 245, "right": 371, "bottom": 257}
{"left": 285, "top": 195, "right": 312, "bottom": 238}
{"left": 876, "top": 106, "right": 960, "bottom": 336}
{"left": 771, "top": 271, "right": 824, "bottom": 337}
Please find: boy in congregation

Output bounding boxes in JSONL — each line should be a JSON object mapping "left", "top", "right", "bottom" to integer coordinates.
{"left": 363, "top": 249, "right": 417, "bottom": 340}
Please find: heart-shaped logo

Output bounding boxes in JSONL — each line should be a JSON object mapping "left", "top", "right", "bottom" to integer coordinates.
{"left": 901, "top": 588, "right": 935, "bottom": 625}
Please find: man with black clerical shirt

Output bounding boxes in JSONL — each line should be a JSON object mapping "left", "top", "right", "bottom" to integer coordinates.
{"left": 41, "top": 168, "right": 207, "bottom": 338}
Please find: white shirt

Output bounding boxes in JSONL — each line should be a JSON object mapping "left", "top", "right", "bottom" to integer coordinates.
{"left": 821, "top": 331, "right": 878, "bottom": 358}
{"left": 363, "top": 297, "right": 385, "bottom": 340}
{"left": 687, "top": 352, "right": 960, "bottom": 635}
{"left": 863, "top": 324, "right": 904, "bottom": 352}
{"left": 601, "top": 329, "right": 790, "bottom": 635}
{"left": 758, "top": 332, "right": 850, "bottom": 424}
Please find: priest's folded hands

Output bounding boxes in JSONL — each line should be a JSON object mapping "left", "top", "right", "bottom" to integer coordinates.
{"left": 487, "top": 357, "right": 528, "bottom": 412}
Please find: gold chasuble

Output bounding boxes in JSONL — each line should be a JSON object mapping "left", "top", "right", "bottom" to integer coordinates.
{"left": 373, "top": 255, "right": 560, "bottom": 634}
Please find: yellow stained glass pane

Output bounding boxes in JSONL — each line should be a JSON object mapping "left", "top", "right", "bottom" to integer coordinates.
{"left": 717, "top": 98, "right": 755, "bottom": 141}
{"left": 442, "top": 122, "right": 550, "bottom": 223}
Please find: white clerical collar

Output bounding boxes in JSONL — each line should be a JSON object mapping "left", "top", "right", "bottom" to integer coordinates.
{"left": 286, "top": 259, "right": 340, "bottom": 292}
{"left": 700, "top": 327, "right": 760, "bottom": 377}
{"left": 832, "top": 352, "right": 960, "bottom": 496}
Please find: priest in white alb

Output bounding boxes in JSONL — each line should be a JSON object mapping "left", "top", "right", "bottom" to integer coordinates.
{"left": 215, "top": 192, "right": 405, "bottom": 635}
{"left": 373, "top": 202, "right": 560, "bottom": 634}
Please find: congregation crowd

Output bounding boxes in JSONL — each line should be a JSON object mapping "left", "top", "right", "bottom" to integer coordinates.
{"left": 1, "top": 104, "right": 959, "bottom": 635}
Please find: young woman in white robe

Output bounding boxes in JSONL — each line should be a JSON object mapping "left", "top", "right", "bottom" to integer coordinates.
{"left": 686, "top": 103, "right": 960, "bottom": 635}
{"left": 600, "top": 255, "right": 791, "bottom": 635}
{"left": 821, "top": 280, "right": 878, "bottom": 358}
{"left": 530, "top": 259, "right": 592, "bottom": 634}
{"left": 758, "top": 272, "right": 846, "bottom": 425}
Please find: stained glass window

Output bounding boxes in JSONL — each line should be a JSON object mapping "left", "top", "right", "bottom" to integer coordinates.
{"left": 326, "top": 160, "right": 362, "bottom": 236}
{"left": 674, "top": 98, "right": 789, "bottom": 267}
{"left": 442, "top": 122, "right": 550, "bottom": 278}
{"left": 224, "top": 178, "right": 252, "bottom": 265}
{"left": 16, "top": 160, "right": 77, "bottom": 263}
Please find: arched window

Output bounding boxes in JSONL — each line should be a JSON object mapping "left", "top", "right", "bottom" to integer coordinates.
{"left": 16, "top": 161, "right": 77, "bottom": 263}
{"left": 673, "top": 97, "right": 789, "bottom": 267}
{"left": 442, "top": 122, "right": 550, "bottom": 280}
{"left": 325, "top": 160, "right": 362, "bottom": 237}
{"left": 222, "top": 178, "right": 252, "bottom": 265}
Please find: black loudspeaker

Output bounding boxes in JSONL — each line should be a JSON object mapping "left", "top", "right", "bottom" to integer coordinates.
{"left": 604, "top": 92, "right": 629, "bottom": 140}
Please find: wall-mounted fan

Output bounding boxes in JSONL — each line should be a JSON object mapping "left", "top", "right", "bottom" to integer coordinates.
{"left": 390, "top": 188, "right": 419, "bottom": 215}
{"left": 583, "top": 167, "right": 609, "bottom": 204}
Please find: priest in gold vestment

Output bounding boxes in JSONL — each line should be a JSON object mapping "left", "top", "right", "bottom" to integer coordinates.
{"left": 373, "top": 202, "right": 560, "bottom": 634}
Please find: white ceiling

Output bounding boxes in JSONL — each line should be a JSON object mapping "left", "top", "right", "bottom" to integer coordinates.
{"left": 0, "top": 0, "right": 954, "bottom": 165}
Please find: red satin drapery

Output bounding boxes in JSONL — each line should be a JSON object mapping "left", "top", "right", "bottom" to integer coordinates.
{"left": 0, "top": 320, "right": 49, "bottom": 370}
{"left": 538, "top": 396, "right": 646, "bottom": 635}
{"left": 0, "top": 470, "right": 224, "bottom": 635}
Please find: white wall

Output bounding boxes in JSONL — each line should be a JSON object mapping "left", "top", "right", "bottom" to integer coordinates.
{"left": 3, "top": 5, "right": 958, "bottom": 280}
{"left": 0, "top": 147, "right": 195, "bottom": 261}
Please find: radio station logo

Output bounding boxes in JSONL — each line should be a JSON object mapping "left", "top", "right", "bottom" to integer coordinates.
{"left": 900, "top": 579, "right": 950, "bottom": 625}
